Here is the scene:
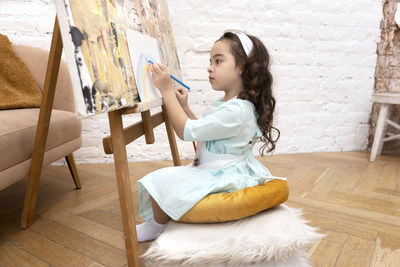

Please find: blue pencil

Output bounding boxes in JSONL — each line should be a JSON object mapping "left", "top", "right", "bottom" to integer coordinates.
{"left": 145, "top": 58, "right": 190, "bottom": 91}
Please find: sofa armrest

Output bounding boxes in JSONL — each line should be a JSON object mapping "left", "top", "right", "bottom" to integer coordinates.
{"left": 12, "top": 44, "right": 75, "bottom": 113}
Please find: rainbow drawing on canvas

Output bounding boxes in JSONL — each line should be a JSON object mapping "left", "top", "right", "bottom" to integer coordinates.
{"left": 136, "top": 53, "right": 159, "bottom": 102}
{"left": 126, "top": 29, "right": 162, "bottom": 103}
{"left": 140, "top": 64, "right": 149, "bottom": 100}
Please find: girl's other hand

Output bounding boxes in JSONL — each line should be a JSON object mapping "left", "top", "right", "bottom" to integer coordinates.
{"left": 149, "top": 63, "right": 172, "bottom": 93}
{"left": 175, "top": 87, "right": 189, "bottom": 109}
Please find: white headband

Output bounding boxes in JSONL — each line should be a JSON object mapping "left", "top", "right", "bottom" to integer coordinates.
{"left": 236, "top": 32, "right": 253, "bottom": 57}
{"left": 224, "top": 30, "right": 254, "bottom": 57}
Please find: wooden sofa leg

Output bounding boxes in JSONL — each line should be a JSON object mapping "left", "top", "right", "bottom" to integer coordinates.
{"left": 65, "top": 153, "right": 81, "bottom": 189}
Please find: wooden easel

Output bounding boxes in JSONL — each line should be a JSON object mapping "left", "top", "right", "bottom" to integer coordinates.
{"left": 21, "top": 17, "right": 73, "bottom": 229}
{"left": 22, "top": 17, "right": 182, "bottom": 267}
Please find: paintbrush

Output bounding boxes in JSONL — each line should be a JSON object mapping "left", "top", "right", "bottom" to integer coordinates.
{"left": 145, "top": 58, "right": 190, "bottom": 91}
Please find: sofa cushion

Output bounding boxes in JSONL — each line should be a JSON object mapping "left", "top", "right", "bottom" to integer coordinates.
{"left": 0, "top": 35, "right": 42, "bottom": 109}
{"left": 0, "top": 108, "right": 81, "bottom": 172}
{"left": 13, "top": 45, "right": 75, "bottom": 113}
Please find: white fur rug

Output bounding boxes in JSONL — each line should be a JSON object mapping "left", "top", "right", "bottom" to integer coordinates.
{"left": 142, "top": 205, "right": 324, "bottom": 266}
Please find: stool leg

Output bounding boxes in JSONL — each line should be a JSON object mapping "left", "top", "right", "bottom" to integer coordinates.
{"left": 370, "top": 104, "right": 391, "bottom": 162}
{"left": 378, "top": 105, "right": 393, "bottom": 155}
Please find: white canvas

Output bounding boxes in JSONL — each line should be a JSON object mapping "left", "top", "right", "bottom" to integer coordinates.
{"left": 126, "top": 29, "right": 162, "bottom": 103}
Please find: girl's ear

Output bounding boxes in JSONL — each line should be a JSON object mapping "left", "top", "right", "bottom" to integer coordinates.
{"left": 237, "top": 65, "right": 244, "bottom": 75}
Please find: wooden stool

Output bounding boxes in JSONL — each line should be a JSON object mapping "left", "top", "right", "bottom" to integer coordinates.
{"left": 370, "top": 93, "right": 400, "bottom": 162}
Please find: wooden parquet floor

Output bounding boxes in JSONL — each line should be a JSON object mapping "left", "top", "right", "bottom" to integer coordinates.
{"left": 0, "top": 151, "right": 399, "bottom": 267}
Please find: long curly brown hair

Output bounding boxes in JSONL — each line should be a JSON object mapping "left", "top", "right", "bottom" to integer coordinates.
{"left": 217, "top": 32, "right": 280, "bottom": 155}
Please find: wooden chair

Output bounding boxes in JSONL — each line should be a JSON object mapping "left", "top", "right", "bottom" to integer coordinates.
{"left": 370, "top": 93, "right": 400, "bottom": 162}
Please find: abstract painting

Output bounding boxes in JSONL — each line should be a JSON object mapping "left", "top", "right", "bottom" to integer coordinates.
{"left": 54, "top": 0, "right": 181, "bottom": 117}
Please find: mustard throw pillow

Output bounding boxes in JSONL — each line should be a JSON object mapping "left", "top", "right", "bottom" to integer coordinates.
{"left": 0, "top": 34, "right": 42, "bottom": 109}
{"left": 178, "top": 179, "right": 289, "bottom": 223}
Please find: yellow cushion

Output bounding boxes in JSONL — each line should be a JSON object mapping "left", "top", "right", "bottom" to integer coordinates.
{"left": 178, "top": 179, "right": 289, "bottom": 223}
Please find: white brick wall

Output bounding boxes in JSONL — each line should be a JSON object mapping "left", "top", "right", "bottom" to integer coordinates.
{"left": 0, "top": 0, "right": 382, "bottom": 164}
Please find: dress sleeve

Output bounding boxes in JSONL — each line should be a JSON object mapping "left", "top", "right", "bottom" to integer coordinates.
{"left": 183, "top": 101, "right": 245, "bottom": 141}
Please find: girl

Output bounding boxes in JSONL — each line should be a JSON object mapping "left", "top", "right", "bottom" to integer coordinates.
{"left": 136, "top": 31, "right": 282, "bottom": 242}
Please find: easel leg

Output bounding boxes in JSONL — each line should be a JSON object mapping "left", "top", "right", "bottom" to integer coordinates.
{"left": 21, "top": 17, "right": 63, "bottom": 229}
{"left": 162, "top": 105, "right": 181, "bottom": 166}
{"left": 141, "top": 110, "right": 155, "bottom": 144}
{"left": 108, "top": 110, "right": 140, "bottom": 267}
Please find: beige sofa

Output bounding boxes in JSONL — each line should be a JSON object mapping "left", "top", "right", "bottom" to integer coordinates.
{"left": 0, "top": 44, "right": 82, "bottom": 193}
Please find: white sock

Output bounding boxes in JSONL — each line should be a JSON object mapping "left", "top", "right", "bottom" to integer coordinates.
{"left": 136, "top": 220, "right": 167, "bottom": 242}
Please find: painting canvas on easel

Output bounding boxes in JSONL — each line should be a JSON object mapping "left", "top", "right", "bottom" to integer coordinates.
{"left": 126, "top": 29, "right": 162, "bottom": 102}
{"left": 53, "top": 0, "right": 182, "bottom": 117}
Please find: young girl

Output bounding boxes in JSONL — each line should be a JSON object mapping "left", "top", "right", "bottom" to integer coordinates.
{"left": 136, "top": 31, "right": 282, "bottom": 242}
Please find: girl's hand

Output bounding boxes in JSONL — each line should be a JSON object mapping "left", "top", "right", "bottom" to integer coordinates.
{"left": 149, "top": 63, "right": 172, "bottom": 93}
{"left": 175, "top": 87, "right": 189, "bottom": 109}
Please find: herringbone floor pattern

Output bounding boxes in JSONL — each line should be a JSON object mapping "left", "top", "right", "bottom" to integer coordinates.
{"left": 0, "top": 151, "right": 399, "bottom": 266}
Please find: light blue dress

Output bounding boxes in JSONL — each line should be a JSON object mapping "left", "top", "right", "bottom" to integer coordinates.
{"left": 138, "top": 98, "right": 280, "bottom": 221}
